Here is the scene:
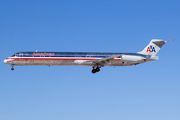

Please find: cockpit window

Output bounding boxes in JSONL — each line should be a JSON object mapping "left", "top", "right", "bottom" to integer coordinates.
{"left": 12, "top": 54, "right": 18, "bottom": 57}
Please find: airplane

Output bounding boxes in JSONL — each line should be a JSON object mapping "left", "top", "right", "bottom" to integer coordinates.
{"left": 4, "top": 39, "right": 172, "bottom": 73}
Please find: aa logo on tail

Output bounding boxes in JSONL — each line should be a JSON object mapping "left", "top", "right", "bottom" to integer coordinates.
{"left": 147, "top": 46, "right": 156, "bottom": 52}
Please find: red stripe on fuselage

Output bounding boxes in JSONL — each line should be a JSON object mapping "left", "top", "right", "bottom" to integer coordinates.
{"left": 114, "top": 59, "right": 121, "bottom": 61}
{"left": 6, "top": 57, "right": 121, "bottom": 61}
{"left": 6, "top": 57, "right": 98, "bottom": 61}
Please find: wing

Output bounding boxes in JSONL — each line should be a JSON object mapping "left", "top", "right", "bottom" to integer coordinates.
{"left": 84, "top": 54, "right": 123, "bottom": 67}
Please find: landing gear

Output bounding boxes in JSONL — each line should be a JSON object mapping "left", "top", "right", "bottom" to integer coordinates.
{"left": 11, "top": 65, "right": 14, "bottom": 71}
{"left": 96, "top": 67, "right": 100, "bottom": 72}
{"left": 92, "top": 69, "right": 96, "bottom": 73}
{"left": 91, "top": 67, "right": 100, "bottom": 74}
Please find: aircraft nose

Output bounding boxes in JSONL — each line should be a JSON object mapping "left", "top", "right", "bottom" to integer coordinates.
{"left": 4, "top": 59, "right": 8, "bottom": 64}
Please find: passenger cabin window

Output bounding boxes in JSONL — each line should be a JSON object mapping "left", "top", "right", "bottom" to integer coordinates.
{"left": 19, "top": 53, "right": 23, "bottom": 57}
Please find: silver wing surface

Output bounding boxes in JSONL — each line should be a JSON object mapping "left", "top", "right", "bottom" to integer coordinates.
{"left": 84, "top": 54, "right": 123, "bottom": 67}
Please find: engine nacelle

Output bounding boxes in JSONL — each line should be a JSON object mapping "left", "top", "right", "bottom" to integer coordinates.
{"left": 121, "top": 55, "right": 145, "bottom": 62}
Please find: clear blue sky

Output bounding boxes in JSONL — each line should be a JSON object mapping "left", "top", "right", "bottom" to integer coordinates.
{"left": 0, "top": 0, "right": 180, "bottom": 120}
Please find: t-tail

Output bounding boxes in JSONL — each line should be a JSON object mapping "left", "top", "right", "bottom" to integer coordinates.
{"left": 138, "top": 39, "right": 170, "bottom": 56}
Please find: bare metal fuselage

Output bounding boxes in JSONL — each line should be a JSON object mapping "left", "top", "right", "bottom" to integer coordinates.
{"left": 4, "top": 52, "right": 148, "bottom": 67}
{"left": 4, "top": 57, "right": 144, "bottom": 67}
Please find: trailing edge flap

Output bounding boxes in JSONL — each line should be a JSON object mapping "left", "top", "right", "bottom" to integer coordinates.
{"left": 84, "top": 54, "right": 123, "bottom": 65}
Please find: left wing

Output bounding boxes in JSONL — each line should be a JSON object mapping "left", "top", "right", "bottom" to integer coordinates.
{"left": 84, "top": 54, "right": 123, "bottom": 67}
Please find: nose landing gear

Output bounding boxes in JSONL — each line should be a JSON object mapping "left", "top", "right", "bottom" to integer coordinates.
{"left": 11, "top": 65, "right": 14, "bottom": 71}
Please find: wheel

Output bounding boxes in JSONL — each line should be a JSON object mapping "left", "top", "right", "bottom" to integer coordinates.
{"left": 92, "top": 69, "right": 96, "bottom": 74}
{"left": 11, "top": 68, "right": 14, "bottom": 70}
{"left": 96, "top": 67, "right": 100, "bottom": 72}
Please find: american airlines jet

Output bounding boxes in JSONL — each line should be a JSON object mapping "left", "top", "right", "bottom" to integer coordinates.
{"left": 4, "top": 39, "right": 172, "bottom": 73}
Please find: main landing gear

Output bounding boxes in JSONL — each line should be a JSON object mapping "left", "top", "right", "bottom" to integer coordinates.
{"left": 92, "top": 67, "right": 100, "bottom": 74}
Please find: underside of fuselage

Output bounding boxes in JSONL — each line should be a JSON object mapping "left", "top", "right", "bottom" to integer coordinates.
{"left": 5, "top": 59, "right": 143, "bottom": 67}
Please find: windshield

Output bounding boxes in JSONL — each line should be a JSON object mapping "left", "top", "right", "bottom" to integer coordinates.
{"left": 11, "top": 53, "right": 18, "bottom": 57}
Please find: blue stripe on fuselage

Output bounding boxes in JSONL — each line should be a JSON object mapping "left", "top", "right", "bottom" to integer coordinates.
{"left": 12, "top": 52, "right": 147, "bottom": 58}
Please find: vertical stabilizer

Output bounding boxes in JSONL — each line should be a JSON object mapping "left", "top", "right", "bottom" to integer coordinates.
{"left": 138, "top": 39, "right": 167, "bottom": 56}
